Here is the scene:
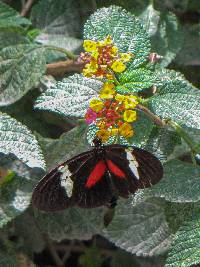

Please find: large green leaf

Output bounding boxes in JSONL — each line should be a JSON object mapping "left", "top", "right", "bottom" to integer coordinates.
{"left": 165, "top": 211, "right": 200, "bottom": 267}
{"left": 35, "top": 207, "right": 105, "bottom": 241}
{"left": 35, "top": 74, "right": 102, "bottom": 118}
{"left": 0, "top": 28, "right": 29, "bottom": 50}
{"left": 0, "top": 1, "right": 31, "bottom": 29}
{"left": 139, "top": 5, "right": 182, "bottom": 67}
{"left": 84, "top": 6, "right": 151, "bottom": 69}
{"left": 116, "top": 68, "right": 157, "bottom": 93}
{"left": 175, "top": 23, "right": 200, "bottom": 66}
{"left": 149, "top": 69, "right": 200, "bottom": 130}
{"left": 31, "top": 0, "right": 91, "bottom": 52}
{"left": 144, "top": 127, "right": 181, "bottom": 162}
{"left": 0, "top": 44, "right": 46, "bottom": 106}
{"left": 39, "top": 123, "right": 89, "bottom": 169}
{"left": 0, "top": 156, "right": 44, "bottom": 228}
{"left": 147, "top": 160, "right": 200, "bottom": 202}
{"left": 103, "top": 197, "right": 173, "bottom": 257}
{"left": 0, "top": 112, "right": 45, "bottom": 170}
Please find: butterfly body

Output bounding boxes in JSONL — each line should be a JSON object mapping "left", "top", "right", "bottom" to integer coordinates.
{"left": 32, "top": 140, "right": 163, "bottom": 211}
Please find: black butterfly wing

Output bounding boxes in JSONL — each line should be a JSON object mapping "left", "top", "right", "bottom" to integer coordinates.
{"left": 105, "top": 144, "right": 163, "bottom": 194}
{"left": 32, "top": 151, "right": 93, "bottom": 211}
{"left": 71, "top": 157, "right": 113, "bottom": 208}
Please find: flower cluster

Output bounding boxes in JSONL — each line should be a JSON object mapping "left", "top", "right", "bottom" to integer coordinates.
{"left": 79, "top": 35, "right": 132, "bottom": 79}
{"left": 85, "top": 82, "right": 138, "bottom": 142}
{"left": 81, "top": 35, "right": 139, "bottom": 143}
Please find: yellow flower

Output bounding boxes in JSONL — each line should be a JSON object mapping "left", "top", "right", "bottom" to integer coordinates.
{"left": 99, "top": 82, "right": 115, "bottom": 99}
{"left": 96, "top": 129, "right": 110, "bottom": 142}
{"left": 124, "top": 95, "right": 139, "bottom": 109}
{"left": 111, "top": 46, "right": 118, "bottom": 56}
{"left": 83, "top": 61, "right": 98, "bottom": 77}
{"left": 119, "top": 122, "right": 134, "bottom": 138}
{"left": 110, "top": 128, "right": 118, "bottom": 136}
{"left": 111, "top": 60, "right": 126, "bottom": 73}
{"left": 115, "top": 94, "right": 125, "bottom": 102}
{"left": 123, "top": 110, "right": 137, "bottom": 122}
{"left": 83, "top": 40, "right": 97, "bottom": 52}
{"left": 120, "top": 53, "right": 132, "bottom": 62}
{"left": 102, "top": 35, "right": 112, "bottom": 45}
{"left": 90, "top": 99, "right": 104, "bottom": 112}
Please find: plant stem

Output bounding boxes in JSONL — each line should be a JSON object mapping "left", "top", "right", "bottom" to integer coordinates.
{"left": 136, "top": 104, "right": 166, "bottom": 127}
{"left": 44, "top": 46, "right": 78, "bottom": 60}
{"left": 43, "top": 234, "right": 64, "bottom": 267}
{"left": 20, "top": 0, "right": 36, "bottom": 17}
{"left": 167, "top": 120, "right": 199, "bottom": 155}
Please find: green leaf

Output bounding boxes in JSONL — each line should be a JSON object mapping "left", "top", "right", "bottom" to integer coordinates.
{"left": 0, "top": 112, "right": 45, "bottom": 170}
{"left": 139, "top": 5, "right": 182, "bottom": 67}
{"left": 35, "top": 74, "right": 102, "bottom": 118}
{"left": 31, "top": 0, "right": 91, "bottom": 52}
{"left": 111, "top": 250, "right": 140, "bottom": 267}
{"left": 39, "top": 124, "right": 89, "bottom": 169}
{"left": 139, "top": 4, "right": 160, "bottom": 36}
{"left": 0, "top": 1, "right": 31, "bottom": 28}
{"left": 146, "top": 160, "right": 200, "bottom": 202}
{"left": 36, "top": 33, "right": 83, "bottom": 53}
{"left": 0, "top": 44, "right": 46, "bottom": 106}
{"left": 175, "top": 23, "right": 200, "bottom": 66}
{"left": 165, "top": 211, "right": 200, "bottom": 267}
{"left": 116, "top": 68, "right": 157, "bottom": 93}
{"left": 149, "top": 69, "right": 200, "bottom": 130}
{"left": 0, "top": 156, "right": 44, "bottom": 228}
{"left": 84, "top": 6, "right": 151, "bottom": 69}
{"left": 129, "top": 110, "right": 154, "bottom": 147}
{"left": 0, "top": 28, "right": 29, "bottom": 50}
{"left": 144, "top": 127, "right": 181, "bottom": 162}
{"left": 35, "top": 207, "right": 105, "bottom": 241}
{"left": 103, "top": 197, "right": 173, "bottom": 257}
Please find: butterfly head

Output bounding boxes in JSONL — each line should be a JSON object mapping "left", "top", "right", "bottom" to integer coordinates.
{"left": 92, "top": 137, "right": 102, "bottom": 148}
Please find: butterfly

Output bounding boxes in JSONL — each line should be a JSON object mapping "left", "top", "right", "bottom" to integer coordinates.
{"left": 32, "top": 138, "right": 163, "bottom": 211}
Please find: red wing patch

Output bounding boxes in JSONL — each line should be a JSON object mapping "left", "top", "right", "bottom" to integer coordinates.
{"left": 106, "top": 160, "right": 126, "bottom": 179}
{"left": 86, "top": 160, "right": 106, "bottom": 188}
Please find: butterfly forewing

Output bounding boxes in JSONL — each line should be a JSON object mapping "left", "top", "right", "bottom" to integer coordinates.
{"left": 32, "top": 151, "right": 93, "bottom": 211}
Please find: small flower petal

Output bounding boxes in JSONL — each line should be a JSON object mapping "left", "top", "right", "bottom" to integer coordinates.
{"left": 83, "top": 40, "right": 97, "bottom": 52}
{"left": 124, "top": 95, "right": 139, "bottom": 109}
{"left": 111, "top": 60, "right": 126, "bottom": 73}
{"left": 99, "top": 82, "right": 115, "bottom": 99}
{"left": 120, "top": 52, "right": 132, "bottom": 62}
{"left": 123, "top": 110, "right": 137, "bottom": 122}
{"left": 90, "top": 99, "right": 104, "bottom": 112}
{"left": 96, "top": 129, "right": 110, "bottom": 142}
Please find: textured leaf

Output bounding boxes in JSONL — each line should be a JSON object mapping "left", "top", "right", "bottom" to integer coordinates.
{"left": 35, "top": 74, "right": 102, "bottom": 118}
{"left": 116, "top": 68, "right": 157, "bottom": 93}
{"left": 144, "top": 127, "right": 181, "bottom": 162}
{"left": 175, "top": 23, "right": 200, "bottom": 66}
{"left": 31, "top": 0, "right": 92, "bottom": 52}
{"left": 139, "top": 4, "right": 160, "bottom": 36}
{"left": 0, "top": 1, "right": 31, "bottom": 28}
{"left": 84, "top": 6, "right": 151, "bottom": 69}
{"left": 152, "top": 11, "right": 182, "bottom": 67}
{"left": 149, "top": 69, "right": 200, "bottom": 129}
{"left": 0, "top": 28, "right": 29, "bottom": 50}
{"left": 0, "top": 44, "right": 46, "bottom": 106}
{"left": 0, "top": 112, "right": 45, "bottom": 170}
{"left": 103, "top": 197, "right": 173, "bottom": 257}
{"left": 0, "top": 156, "right": 44, "bottom": 228}
{"left": 147, "top": 160, "right": 200, "bottom": 202}
{"left": 39, "top": 123, "right": 89, "bottom": 169}
{"left": 36, "top": 33, "right": 83, "bottom": 53}
{"left": 35, "top": 207, "right": 105, "bottom": 241}
{"left": 165, "top": 212, "right": 200, "bottom": 267}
